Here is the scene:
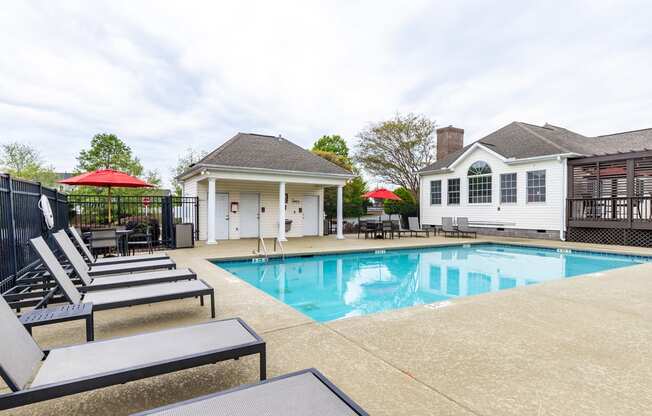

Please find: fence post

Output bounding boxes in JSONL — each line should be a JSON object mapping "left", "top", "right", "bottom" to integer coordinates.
{"left": 7, "top": 175, "right": 18, "bottom": 281}
{"left": 195, "top": 197, "right": 199, "bottom": 240}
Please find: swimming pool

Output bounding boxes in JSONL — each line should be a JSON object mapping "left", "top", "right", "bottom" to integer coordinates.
{"left": 214, "top": 244, "right": 649, "bottom": 322}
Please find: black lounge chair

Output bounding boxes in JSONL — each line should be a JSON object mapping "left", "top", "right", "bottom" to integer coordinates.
{"left": 441, "top": 217, "right": 460, "bottom": 237}
{"left": 456, "top": 217, "right": 477, "bottom": 238}
{"left": 133, "top": 368, "right": 368, "bottom": 416}
{"left": 407, "top": 217, "right": 430, "bottom": 237}
{"left": 68, "top": 226, "right": 170, "bottom": 266}
{"left": 51, "top": 232, "right": 197, "bottom": 291}
{"left": 0, "top": 294, "right": 265, "bottom": 411}
{"left": 29, "top": 237, "right": 215, "bottom": 318}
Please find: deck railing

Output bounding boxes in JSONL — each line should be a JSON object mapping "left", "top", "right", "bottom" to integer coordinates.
{"left": 567, "top": 197, "right": 652, "bottom": 228}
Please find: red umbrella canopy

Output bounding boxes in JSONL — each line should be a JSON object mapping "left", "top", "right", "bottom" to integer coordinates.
{"left": 58, "top": 169, "right": 153, "bottom": 188}
{"left": 363, "top": 188, "right": 401, "bottom": 201}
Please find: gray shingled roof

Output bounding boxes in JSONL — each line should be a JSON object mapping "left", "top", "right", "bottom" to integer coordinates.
{"left": 189, "top": 133, "right": 353, "bottom": 176}
{"left": 420, "top": 122, "right": 652, "bottom": 173}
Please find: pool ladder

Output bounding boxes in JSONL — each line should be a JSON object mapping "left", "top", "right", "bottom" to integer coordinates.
{"left": 254, "top": 237, "right": 285, "bottom": 261}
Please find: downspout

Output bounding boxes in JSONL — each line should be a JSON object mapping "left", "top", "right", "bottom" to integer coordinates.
{"left": 559, "top": 156, "right": 567, "bottom": 241}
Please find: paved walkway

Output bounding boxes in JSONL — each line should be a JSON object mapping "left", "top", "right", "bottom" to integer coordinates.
{"left": 4, "top": 235, "right": 652, "bottom": 415}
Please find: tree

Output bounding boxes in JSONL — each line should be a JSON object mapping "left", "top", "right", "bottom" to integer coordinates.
{"left": 354, "top": 113, "right": 437, "bottom": 200}
{"left": 312, "top": 135, "right": 349, "bottom": 158}
{"left": 311, "top": 140, "right": 368, "bottom": 218}
{"left": 170, "top": 148, "right": 208, "bottom": 195}
{"left": 76, "top": 133, "right": 143, "bottom": 176}
{"left": 383, "top": 187, "right": 417, "bottom": 226}
{"left": 0, "top": 142, "right": 58, "bottom": 186}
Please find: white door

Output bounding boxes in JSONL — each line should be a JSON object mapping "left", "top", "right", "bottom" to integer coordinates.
{"left": 215, "top": 193, "right": 229, "bottom": 240}
{"left": 303, "top": 195, "right": 319, "bottom": 236}
{"left": 240, "top": 193, "right": 260, "bottom": 238}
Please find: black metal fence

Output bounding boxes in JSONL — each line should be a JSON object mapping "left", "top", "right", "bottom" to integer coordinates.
{"left": 0, "top": 174, "right": 68, "bottom": 294}
{"left": 67, "top": 194, "right": 199, "bottom": 246}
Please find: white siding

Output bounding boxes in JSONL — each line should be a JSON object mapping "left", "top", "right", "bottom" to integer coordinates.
{"left": 419, "top": 146, "right": 565, "bottom": 233}
{"left": 196, "top": 179, "right": 324, "bottom": 240}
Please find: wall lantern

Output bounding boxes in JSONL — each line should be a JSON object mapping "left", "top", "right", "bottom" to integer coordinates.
{"left": 231, "top": 202, "right": 239, "bottom": 213}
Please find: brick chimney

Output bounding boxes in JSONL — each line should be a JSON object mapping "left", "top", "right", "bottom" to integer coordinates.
{"left": 436, "top": 126, "right": 464, "bottom": 160}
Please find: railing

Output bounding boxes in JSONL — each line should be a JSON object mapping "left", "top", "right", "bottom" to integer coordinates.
{"left": 0, "top": 174, "right": 68, "bottom": 294}
{"left": 567, "top": 197, "right": 652, "bottom": 228}
{"left": 67, "top": 194, "right": 199, "bottom": 246}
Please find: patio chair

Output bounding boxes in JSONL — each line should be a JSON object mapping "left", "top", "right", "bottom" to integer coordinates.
{"left": 0, "top": 294, "right": 265, "bottom": 411}
{"left": 133, "top": 368, "right": 368, "bottom": 416}
{"left": 128, "top": 225, "right": 154, "bottom": 255}
{"left": 382, "top": 220, "right": 394, "bottom": 239}
{"left": 69, "top": 227, "right": 169, "bottom": 265}
{"left": 29, "top": 237, "right": 215, "bottom": 318}
{"left": 456, "top": 217, "right": 477, "bottom": 238}
{"left": 52, "top": 231, "right": 197, "bottom": 291}
{"left": 441, "top": 217, "right": 459, "bottom": 237}
{"left": 358, "top": 221, "right": 372, "bottom": 239}
{"left": 89, "top": 228, "right": 119, "bottom": 257}
{"left": 407, "top": 217, "right": 430, "bottom": 237}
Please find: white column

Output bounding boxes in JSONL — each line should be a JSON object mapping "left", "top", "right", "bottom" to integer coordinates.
{"left": 278, "top": 181, "right": 287, "bottom": 242}
{"left": 206, "top": 178, "right": 217, "bottom": 244}
{"left": 336, "top": 185, "right": 344, "bottom": 239}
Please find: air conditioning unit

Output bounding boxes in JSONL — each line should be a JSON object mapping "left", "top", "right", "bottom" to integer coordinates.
{"left": 174, "top": 223, "right": 194, "bottom": 248}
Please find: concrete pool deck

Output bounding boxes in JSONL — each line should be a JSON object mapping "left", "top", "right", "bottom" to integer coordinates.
{"left": 3, "top": 235, "right": 652, "bottom": 415}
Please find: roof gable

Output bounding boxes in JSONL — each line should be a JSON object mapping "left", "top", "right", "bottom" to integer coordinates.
{"left": 191, "top": 133, "right": 353, "bottom": 176}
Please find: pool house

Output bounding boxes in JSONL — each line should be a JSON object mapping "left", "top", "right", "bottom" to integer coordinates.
{"left": 177, "top": 133, "right": 354, "bottom": 244}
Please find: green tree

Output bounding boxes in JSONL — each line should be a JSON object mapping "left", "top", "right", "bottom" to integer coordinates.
{"left": 76, "top": 133, "right": 143, "bottom": 175}
{"left": 311, "top": 141, "right": 368, "bottom": 218}
{"left": 354, "top": 113, "right": 437, "bottom": 200}
{"left": 170, "top": 148, "right": 208, "bottom": 196}
{"left": 0, "top": 142, "right": 58, "bottom": 187}
{"left": 383, "top": 187, "right": 417, "bottom": 226}
{"left": 312, "top": 135, "right": 349, "bottom": 158}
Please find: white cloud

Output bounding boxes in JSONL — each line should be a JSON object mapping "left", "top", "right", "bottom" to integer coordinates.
{"left": 1, "top": 0, "right": 651, "bottom": 187}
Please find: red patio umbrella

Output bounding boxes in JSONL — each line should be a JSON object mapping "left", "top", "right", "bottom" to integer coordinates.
{"left": 59, "top": 169, "right": 153, "bottom": 223}
{"left": 363, "top": 188, "right": 402, "bottom": 222}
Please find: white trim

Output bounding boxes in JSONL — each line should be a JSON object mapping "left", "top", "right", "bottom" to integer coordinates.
{"left": 448, "top": 142, "right": 507, "bottom": 170}
{"left": 180, "top": 163, "right": 354, "bottom": 181}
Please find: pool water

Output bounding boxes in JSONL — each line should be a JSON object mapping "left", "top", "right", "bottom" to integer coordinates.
{"left": 214, "top": 244, "right": 649, "bottom": 322}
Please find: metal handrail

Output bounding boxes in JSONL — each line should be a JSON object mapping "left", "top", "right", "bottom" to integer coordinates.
{"left": 274, "top": 238, "right": 285, "bottom": 261}
{"left": 255, "top": 236, "right": 269, "bottom": 261}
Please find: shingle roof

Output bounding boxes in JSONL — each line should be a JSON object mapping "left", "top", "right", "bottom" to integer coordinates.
{"left": 190, "top": 133, "right": 353, "bottom": 176}
{"left": 419, "top": 122, "right": 652, "bottom": 173}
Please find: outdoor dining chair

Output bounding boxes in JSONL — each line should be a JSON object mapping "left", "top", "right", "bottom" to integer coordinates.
{"left": 69, "top": 226, "right": 169, "bottom": 265}
{"left": 0, "top": 294, "right": 265, "bottom": 411}
{"left": 89, "top": 228, "right": 119, "bottom": 257}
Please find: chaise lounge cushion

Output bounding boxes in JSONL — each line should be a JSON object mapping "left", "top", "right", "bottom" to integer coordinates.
{"left": 136, "top": 371, "right": 360, "bottom": 416}
{"left": 83, "top": 280, "right": 211, "bottom": 307}
{"left": 32, "top": 319, "right": 256, "bottom": 387}
{"left": 89, "top": 269, "right": 196, "bottom": 288}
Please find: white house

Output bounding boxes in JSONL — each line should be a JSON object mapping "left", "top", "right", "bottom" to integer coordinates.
{"left": 179, "top": 133, "right": 354, "bottom": 243}
{"left": 419, "top": 122, "right": 652, "bottom": 240}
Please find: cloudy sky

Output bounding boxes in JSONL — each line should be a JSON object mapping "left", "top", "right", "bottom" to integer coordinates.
{"left": 1, "top": 1, "right": 651, "bottom": 187}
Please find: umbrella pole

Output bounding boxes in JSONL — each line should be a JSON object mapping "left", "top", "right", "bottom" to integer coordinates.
{"left": 108, "top": 186, "right": 112, "bottom": 224}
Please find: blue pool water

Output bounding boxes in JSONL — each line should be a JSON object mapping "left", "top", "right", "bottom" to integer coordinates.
{"left": 214, "top": 244, "right": 649, "bottom": 322}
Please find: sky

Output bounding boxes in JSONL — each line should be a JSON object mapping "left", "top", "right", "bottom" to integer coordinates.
{"left": 1, "top": 1, "right": 651, "bottom": 188}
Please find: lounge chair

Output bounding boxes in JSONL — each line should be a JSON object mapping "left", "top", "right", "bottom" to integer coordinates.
{"left": 51, "top": 231, "right": 197, "bottom": 291}
{"left": 407, "top": 217, "right": 430, "bottom": 237}
{"left": 133, "top": 368, "right": 368, "bottom": 416}
{"left": 441, "top": 217, "right": 459, "bottom": 237}
{"left": 29, "top": 237, "right": 215, "bottom": 318}
{"left": 456, "top": 217, "right": 477, "bottom": 238}
{"left": 69, "top": 226, "right": 169, "bottom": 265}
{"left": 0, "top": 295, "right": 265, "bottom": 411}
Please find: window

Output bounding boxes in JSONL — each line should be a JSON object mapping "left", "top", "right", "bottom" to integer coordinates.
{"left": 500, "top": 173, "right": 517, "bottom": 203}
{"left": 527, "top": 170, "right": 546, "bottom": 202}
{"left": 447, "top": 178, "right": 460, "bottom": 204}
{"left": 467, "top": 161, "right": 492, "bottom": 203}
{"left": 430, "top": 180, "right": 441, "bottom": 205}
